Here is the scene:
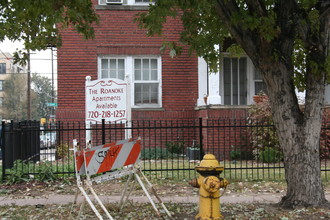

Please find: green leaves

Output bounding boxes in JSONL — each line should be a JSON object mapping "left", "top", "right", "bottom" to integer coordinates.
{"left": 3, "top": 73, "right": 28, "bottom": 121}
{"left": 0, "top": 0, "right": 98, "bottom": 54}
{"left": 31, "top": 73, "right": 54, "bottom": 119}
{"left": 137, "top": 0, "right": 328, "bottom": 91}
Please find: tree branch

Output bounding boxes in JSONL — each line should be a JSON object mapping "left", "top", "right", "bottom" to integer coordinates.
{"left": 245, "top": 0, "right": 267, "bottom": 16}
{"left": 214, "top": 0, "right": 261, "bottom": 60}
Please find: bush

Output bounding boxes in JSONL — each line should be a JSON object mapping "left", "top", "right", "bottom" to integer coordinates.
{"left": 258, "top": 147, "right": 283, "bottom": 163}
{"left": 248, "top": 93, "right": 280, "bottom": 160}
{"left": 5, "top": 160, "right": 31, "bottom": 184}
{"left": 320, "top": 110, "right": 330, "bottom": 159}
{"left": 249, "top": 94, "right": 330, "bottom": 161}
{"left": 140, "top": 148, "right": 180, "bottom": 160}
{"left": 56, "top": 143, "right": 71, "bottom": 160}
{"left": 166, "top": 141, "right": 185, "bottom": 154}
{"left": 230, "top": 150, "right": 254, "bottom": 160}
{"left": 36, "top": 162, "right": 57, "bottom": 182}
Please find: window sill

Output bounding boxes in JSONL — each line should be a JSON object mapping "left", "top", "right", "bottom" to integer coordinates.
{"left": 132, "top": 107, "right": 165, "bottom": 111}
{"left": 95, "top": 5, "right": 150, "bottom": 10}
{"left": 195, "top": 105, "right": 250, "bottom": 110}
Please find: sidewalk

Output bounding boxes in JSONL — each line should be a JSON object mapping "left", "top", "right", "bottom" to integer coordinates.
{"left": 0, "top": 193, "right": 285, "bottom": 206}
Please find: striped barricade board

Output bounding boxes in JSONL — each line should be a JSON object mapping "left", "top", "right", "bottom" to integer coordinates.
{"left": 75, "top": 138, "right": 140, "bottom": 176}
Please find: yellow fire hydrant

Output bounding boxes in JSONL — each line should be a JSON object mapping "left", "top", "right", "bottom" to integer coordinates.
{"left": 189, "top": 154, "right": 229, "bottom": 220}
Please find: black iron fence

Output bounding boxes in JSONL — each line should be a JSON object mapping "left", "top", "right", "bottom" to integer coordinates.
{"left": 1, "top": 118, "right": 330, "bottom": 181}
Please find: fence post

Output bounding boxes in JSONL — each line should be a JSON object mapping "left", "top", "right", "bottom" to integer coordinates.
{"left": 1, "top": 121, "right": 5, "bottom": 181}
{"left": 199, "top": 118, "right": 204, "bottom": 160}
{"left": 102, "top": 119, "right": 105, "bottom": 144}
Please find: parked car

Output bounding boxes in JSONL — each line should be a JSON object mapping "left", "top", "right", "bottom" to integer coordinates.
{"left": 40, "top": 132, "right": 56, "bottom": 149}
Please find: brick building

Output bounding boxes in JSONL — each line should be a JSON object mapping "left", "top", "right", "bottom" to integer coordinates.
{"left": 57, "top": 0, "right": 330, "bottom": 122}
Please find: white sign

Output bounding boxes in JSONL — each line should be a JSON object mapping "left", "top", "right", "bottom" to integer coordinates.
{"left": 86, "top": 77, "right": 127, "bottom": 122}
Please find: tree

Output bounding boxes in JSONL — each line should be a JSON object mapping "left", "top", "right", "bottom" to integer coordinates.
{"left": 136, "top": 0, "right": 330, "bottom": 208}
{"left": 0, "top": 0, "right": 98, "bottom": 62}
{"left": 2, "top": 74, "right": 27, "bottom": 121}
{"left": 31, "top": 73, "right": 55, "bottom": 119}
{"left": 2, "top": 73, "right": 50, "bottom": 121}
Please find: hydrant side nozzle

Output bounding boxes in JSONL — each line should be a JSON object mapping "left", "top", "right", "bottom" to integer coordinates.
{"left": 189, "top": 178, "right": 200, "bottom": 188}
{"left": 219, "top": 178, "right": 229, "bottom": 188}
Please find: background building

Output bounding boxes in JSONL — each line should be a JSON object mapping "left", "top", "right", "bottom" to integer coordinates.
{"left": 0, "top": 52, "right": 27, "bottom": 121}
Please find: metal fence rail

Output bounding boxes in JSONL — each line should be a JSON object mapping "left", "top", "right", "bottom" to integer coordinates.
{"left": 1, "top": 118, "right": 330, "bottom": 181}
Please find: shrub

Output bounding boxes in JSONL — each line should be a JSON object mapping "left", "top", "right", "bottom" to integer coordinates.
{"left": 36, "top": 162, "right": 57, "bottom": 182}
{"left": 320, "top": 110, "right": 330, "bottom": 159}
{"left": 5, "top": 160, "right": 31, "bottom": 184}
{"left": 166, "top": 141, "right": 185, "bottom": 154}
{"left": 140, "top": 148, "right": 180, "bottom": 160}
{"left": 230, "top": 149, "right": 254, "bottom": 161}
{"left": 56, "top": 143, "right": 71, "bottom": 160}
{"left": 248, "top": 94, "right": 330, "bottom": 160}
{"left": 248, "top": 93, "right": 280, "bottom": 160}
{"left": 258, "top": 147, "right": 283, "bottom": 163}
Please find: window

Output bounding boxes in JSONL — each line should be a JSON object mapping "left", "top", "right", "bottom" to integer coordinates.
{"left": 101, "top": 58, "right": 125, "bottom": 80}
{"left": 223, "top": 57, "right": 247, "bottom": 105}
{"left": 221, "top": 56, "right": 266, "bottom": 105}
{"left": 0, "top": 80, "right": 3, "bottom": 91}
{"left": 134, "top": 58, "right": 159, "bottom": 105}
{"left": 253, "top": 67, "right": 267, "bottom": 95}
{"left": 98, "top": 56, "right": 161, "bottom": 108}
{"left": 0, "top": 63, "right": 6, "bottom": 74}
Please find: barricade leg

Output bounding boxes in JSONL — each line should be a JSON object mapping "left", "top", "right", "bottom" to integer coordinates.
{"left": 137, "top": 169, "right": 172, "bottom": 218}
{"left": 85, "top": 180, "right": 114, "bottom": 220}
{"left": 69, "top": 188, "right": 81, "bottom": 219}
{"left": 77, "top": 185, "right": 104, "bottom": 219}
{"left": 134, "top": 172, "right": 161, "bottom": 217}
{"left": 78, "top": 198, "right": 86, "bottom": 218}
{"left": 119, "top": 172, "right": 135, "bottom": 210}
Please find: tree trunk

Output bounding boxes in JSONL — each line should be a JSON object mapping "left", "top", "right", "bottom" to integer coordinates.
{"left": 264, "top": 61, "right": 328, "bottom": 208}
{"left": 279, "top": 125, "right": 327, "bottom": 208}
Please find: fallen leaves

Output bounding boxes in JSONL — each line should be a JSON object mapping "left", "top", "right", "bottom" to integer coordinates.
{"left": 0, "top": 202, "right": 329, "bottom": 219}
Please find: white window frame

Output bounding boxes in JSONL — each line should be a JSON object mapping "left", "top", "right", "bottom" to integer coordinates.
{"left": 100, "top": 57, "right": 125, "bottom": 80}
{"left": 98, "top": 55, "right": 162, "bottom": 108}
{"left": 98, "top": 0, "right": 156, "bottom": 5}
{"left": 220, "top": 55, "right": 264, "bottom": 105}
{"left": 133, "top": 0, "right": 156, "bottom": 4}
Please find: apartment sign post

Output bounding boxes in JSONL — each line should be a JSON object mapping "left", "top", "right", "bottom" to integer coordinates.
{"left": 85, "top": 76, "right": 131, "bottom": 142}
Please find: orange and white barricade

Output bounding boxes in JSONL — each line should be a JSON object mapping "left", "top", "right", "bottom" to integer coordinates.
{"left": 71, "top": 138, "right": 171, "bottom": 220}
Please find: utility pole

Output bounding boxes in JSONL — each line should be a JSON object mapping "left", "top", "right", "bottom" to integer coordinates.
{"left": 27, "top": 50, "right": 31, "bottom": 120}
{"left": 51, "top": 47, "right": 54, "bottom": 118}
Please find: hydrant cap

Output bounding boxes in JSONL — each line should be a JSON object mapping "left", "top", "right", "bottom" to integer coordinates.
{"left": 199, "top": 154, "right": 220, "bottom": 167}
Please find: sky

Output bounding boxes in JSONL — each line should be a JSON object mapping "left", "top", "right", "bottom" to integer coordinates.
{"left": 0, "top": 38, "right": 57, "bottom": 88}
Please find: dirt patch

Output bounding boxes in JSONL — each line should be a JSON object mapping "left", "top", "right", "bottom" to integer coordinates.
{"left": 0, "top": 178, "right": 198, "bottom": 199}
{"left": 0, "top": 201, "right": 330, "bottom": 219}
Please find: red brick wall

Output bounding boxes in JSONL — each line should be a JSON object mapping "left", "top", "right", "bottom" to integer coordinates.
{"left": 57, "top": 4, "right": 199, "bottom": 121}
